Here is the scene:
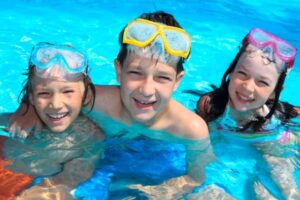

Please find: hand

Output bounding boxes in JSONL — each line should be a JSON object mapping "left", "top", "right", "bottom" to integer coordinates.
{"left": 8, "top": 103, "right": 42, "bottom": 138}
{"left": 129, "top": 175, "right": 200, "bottom": 200}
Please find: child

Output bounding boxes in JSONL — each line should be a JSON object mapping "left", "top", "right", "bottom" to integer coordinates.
{"left": 196, "top": 28, "right": 299, "bottom": 199}
{"left": 197, "top": 28, "right": 299, "bottom": 132}
{"left": 9, "top": 11, "right": 212, "bottom": 198}
{"left": 0, "top": 42, "right": 104, "bottom": 199}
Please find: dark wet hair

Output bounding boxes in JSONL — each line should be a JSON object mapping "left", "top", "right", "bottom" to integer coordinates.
{"left": 117, "top": 11, "right": 188, "bottom": 74}
{"left": 197, "top": 38, "right": 296, "bottom": 131}
{"left": 18, "top": 44, "right": 96, "bottom": 114}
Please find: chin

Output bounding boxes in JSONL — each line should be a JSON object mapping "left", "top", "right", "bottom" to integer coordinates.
{"left": 234, "top": 106, "right": 249, "bottom": 111}
{"left": 133, "top": 114, "right": 155, "bottom": 124}
{"left": 49, "top": 126, "right": 68, "bottom": 133}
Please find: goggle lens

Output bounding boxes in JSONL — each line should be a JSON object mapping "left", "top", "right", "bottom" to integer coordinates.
{"left": 30, "top": 42, "right": 87, "bottom": 75}
{"left": 163, "top": 29, "right": 190, "bottom": 52}
{"left": 123, "top": 18, "right": 191, "bottom": 58}
{"left": 126, "top": 22, "right": 157, "bottom": 43}
{"left": 248, "top": 28, "right": 296, "bottom": 64}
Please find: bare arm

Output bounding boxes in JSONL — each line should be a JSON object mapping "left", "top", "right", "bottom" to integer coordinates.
{"left": 8, "top": 103, "right": 43, "bottom": 138}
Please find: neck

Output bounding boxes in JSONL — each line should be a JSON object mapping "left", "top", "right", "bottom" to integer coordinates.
{"left": 227, "top": 104, "right": 265, "bottom": 126}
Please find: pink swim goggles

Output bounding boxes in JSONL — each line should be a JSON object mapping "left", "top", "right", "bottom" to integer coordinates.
{"left": 244, "top": 28, "right": 297, "bottom": 69}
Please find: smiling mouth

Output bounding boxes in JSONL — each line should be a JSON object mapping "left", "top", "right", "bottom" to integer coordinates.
{"left": 47, "top": 112, "right": 69, "bottom": 121}
{"left": 133, "top": 98, "right": 157, "bottom": 109}
{"left": 236, "top": 92, "right": 255, "bottom": 103}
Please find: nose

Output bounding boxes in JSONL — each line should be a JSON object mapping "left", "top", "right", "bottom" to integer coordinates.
{"left": 241, "top": 79, "right": 255, "bottom": 94}
{"left": 140, "top": 77, "right": 155, "bottom": 97}
{"left": 49, "top": 93, "right": 63, "bottom": 109}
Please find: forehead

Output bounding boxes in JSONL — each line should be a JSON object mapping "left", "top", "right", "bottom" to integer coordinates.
{"left": 243, "top": 44, "right": 286, "bottom": 72}
{"left": 124, "top": 52, "right": 178, "bottom": 72}
{"left": 238, "top": 50, "right": 284, "bottom": 73}
{"left": 235, "top": 52, "right": 281, "bottom": 81}
{"left": 32, "top": 76, "right": 83, "bottom": 88}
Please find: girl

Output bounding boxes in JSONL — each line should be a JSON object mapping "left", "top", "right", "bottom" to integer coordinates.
{"left": 0, "top": 42, "right": 104, "bottom": 199}
{"left": 197, "top": 28, "right": 299, "bottom": 132}
{"left": 196, "top": 28, "right": 299, "bottom": 199}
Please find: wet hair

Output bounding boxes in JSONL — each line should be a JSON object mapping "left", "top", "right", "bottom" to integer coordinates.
{"left": 117, "top": 11, "right": 188, "bottom": 74}
{"left": 197, "top": 40, "right": 296, "bottom": 131}
{"left": 18, "top": 63, "right": 96, "bottom": 114}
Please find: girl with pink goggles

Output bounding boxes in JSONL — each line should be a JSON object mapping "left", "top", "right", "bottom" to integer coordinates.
{"left": 243, "top": 28, "right": 297, "bottom": 69}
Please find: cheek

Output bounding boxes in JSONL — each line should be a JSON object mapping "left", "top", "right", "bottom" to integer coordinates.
{"left": 159, "top": 84, "right": 175, "bottom": 99}
{"left": 259, "top": 88, "right": 275, "bottom": 100}
{"left": 73, "top": 92, "right": 85, "bottom": 106}
{"left": 228, "top": 81, "right": 235, "bottom": 95}
{"left": 33, "top": 98, "right": 46, "bottom": 108}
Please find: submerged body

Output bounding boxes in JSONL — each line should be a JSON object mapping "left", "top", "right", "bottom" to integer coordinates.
{"left": 0, "top": 114, "right": 104, "bottom": 199}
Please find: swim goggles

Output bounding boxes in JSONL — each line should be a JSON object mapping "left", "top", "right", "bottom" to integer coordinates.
{"left": 29, "top": 42, "right": 88, "bottom": 79}
{"left": 122, "top": 18, "right": 191, "bottom": 59}
{"left": 245, "top": 28, "right": 297, "bottom": 68}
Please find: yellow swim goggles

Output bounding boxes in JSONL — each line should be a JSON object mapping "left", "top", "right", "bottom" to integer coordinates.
{"left": 122, "top": 18, "right": 191, "bottom": 59}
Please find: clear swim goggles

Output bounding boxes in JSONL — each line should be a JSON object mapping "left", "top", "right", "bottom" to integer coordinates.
{"left": 245, "top": 28, "right": 297, "bottom": 68}
{"left": 122, "top": 18, "right": 191, "bottom": 59}
{"left": 29, "top": 42, "right": 88, "bottom": 80}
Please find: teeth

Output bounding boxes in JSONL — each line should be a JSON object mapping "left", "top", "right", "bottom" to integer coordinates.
{"left": 48, "top": 113, "right": 67, "bottom": 119}
{"left": 140, "top": 101, "right": 153, "bottom": 105}
{"left": 135, "top": 98, "right": 155, "bottom": 105}
{"left": 238, "top": 93, "right": 253, "bottom": 101}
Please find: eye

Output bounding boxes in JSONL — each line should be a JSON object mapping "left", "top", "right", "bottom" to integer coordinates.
{"left": 128, "top": 70, "right": 142, "bottom": 75}
{"left": 257, "top": 80, "right": 270, "bottom": 87}
{"left": 36, "top": 91, "right": 50, "bottom": 97}
{"left": 158, "top": 76, "right": 172, "bottom": 81}
{"left": 63, "top": 89, "right": 75, "bottom": 94}
{"left": 237, "top": 70, "right": 247, "bottom": 77}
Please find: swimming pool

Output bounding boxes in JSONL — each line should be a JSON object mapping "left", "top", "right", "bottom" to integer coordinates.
{"left": 0, "top": 0, "right": 299, "bottom": 199}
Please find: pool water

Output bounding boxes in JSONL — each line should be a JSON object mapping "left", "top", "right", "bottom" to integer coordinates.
{"left": 0, "top": 0, "right": 299, "bottom": 199}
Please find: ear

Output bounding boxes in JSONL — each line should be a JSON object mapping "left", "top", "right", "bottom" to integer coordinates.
{"left": 83, "top": 86, "right": 93, "bottom": 106}
{"left": 173, "top": 71, "right": 184, "bottom": 91}
{"left": 114, "top": 59, "right": 122, "bottom": 83}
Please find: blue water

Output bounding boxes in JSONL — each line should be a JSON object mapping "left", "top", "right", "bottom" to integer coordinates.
{"left": 0, "top": 0, "right": 300, "bottom": 199}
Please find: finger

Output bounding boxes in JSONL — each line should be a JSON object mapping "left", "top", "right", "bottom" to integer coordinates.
{"left": 19, "top": 129, "right": 29, "bottom": 139}
{"left": 8, "top": 123, "right": 17, "bottom": 138}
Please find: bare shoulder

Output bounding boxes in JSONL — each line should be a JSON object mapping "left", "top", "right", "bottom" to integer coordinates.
{"left": 197, "top": 94, "right": 210, "bottom": 113}
{"left": 93, "top": 85, "right": 121, "bottom": 113}
{"left": 169, "top": 100, "right": 209, "bottom": 139}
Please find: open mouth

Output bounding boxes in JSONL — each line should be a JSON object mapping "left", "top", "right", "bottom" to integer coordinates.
{"left": 236, "top": 92, "right": 255, "bottom": 103}
{"left": 133, "top": 98, "right": 157, "bottom": 109}
{"left": 47, "top": 112, "right": 69, "bottom": 121}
